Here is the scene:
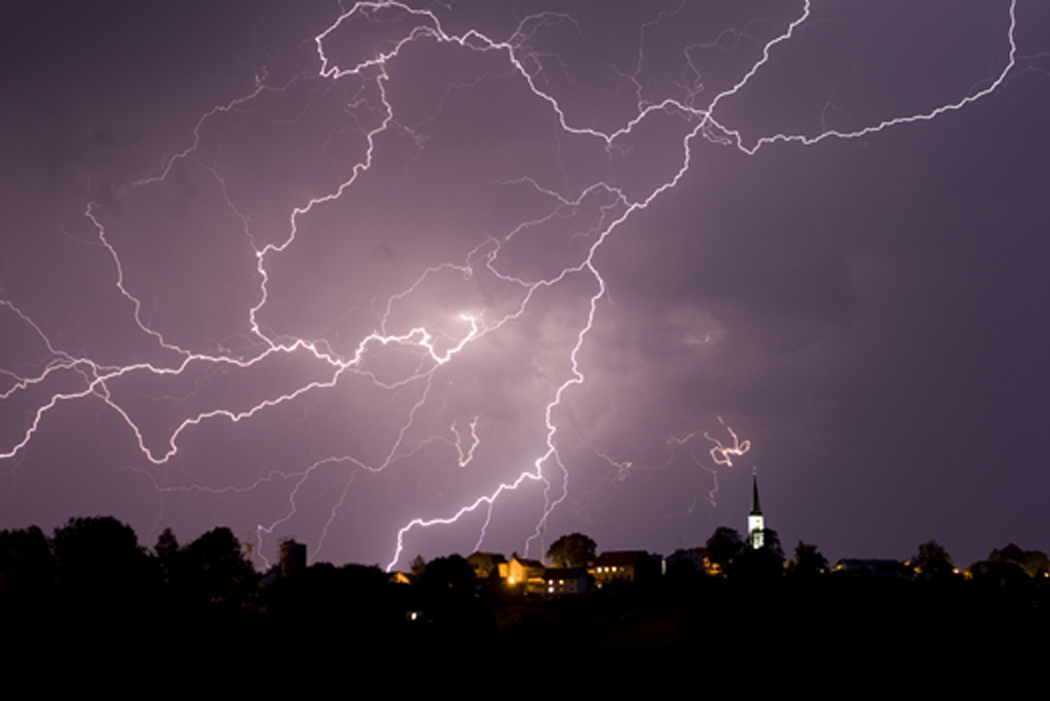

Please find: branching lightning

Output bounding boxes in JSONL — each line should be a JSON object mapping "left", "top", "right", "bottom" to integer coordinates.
{"left": 0, "top": 1, "right": 1025, "bottom": 570}
{"left": 704, "top": 416, "right": 752, "bottom": 468}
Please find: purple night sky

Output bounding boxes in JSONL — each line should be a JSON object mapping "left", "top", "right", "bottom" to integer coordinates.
{"left": 1, "top": 0, "right": 1048, "bottom": 571}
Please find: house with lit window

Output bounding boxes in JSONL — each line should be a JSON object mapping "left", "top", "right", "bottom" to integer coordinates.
{"left": 542, "top": 568, "right": 590, "bottom": 595}
{"left": 504, "top": 553, "right": 546, "bottom": 593}
{"left": 590, "top": 551, "right": 658, "bottom": 588}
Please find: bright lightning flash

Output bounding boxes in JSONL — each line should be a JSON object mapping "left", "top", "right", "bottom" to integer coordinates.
{"left": 0, "top": 1, "right": 1025, "bottom": 570}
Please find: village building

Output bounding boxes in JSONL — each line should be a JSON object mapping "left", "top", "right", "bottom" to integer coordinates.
{"left": 542, "top": 567, "right": 590, "bottom": 595}
{"left": 590, "top": 550, "right": 658, "bottom": 588}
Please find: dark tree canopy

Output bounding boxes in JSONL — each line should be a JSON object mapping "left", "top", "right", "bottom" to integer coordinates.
{"left": 788, "top": 541, "right": 828, "bottom": 578}
{"left": 546, "top": 533, "right": 597, "bottom": 569}
{"left": 705, "top": 527, "right": 744, "bottom": 573}
{"left": 988, "top": 543, "right": 1049, "bottom": 578}
{"left": 913, "top": 540, "right": 954, "bottom": 579}
{"left": 0, "top": 525, "right": 53, "bottom": 601}
{"left": 52, "top": 516, "right": 156, "bottom": 604}
{"left": 266, "top": 561, "right": 397, "bottom": 630}
{"left": 181, "top": 526, "right": 254, "bottom": 604}
{"left": 421, "top": 554, "right": 478, "bottom": 594}
{"left": 154, "top": 527, "right": 180, "bottom": 586}
{"left": 154, "top": 527, "right": 179, "bottom": 557}
{"left": 419, "top": 554, "right": 482, "bottom": 620}
{"left": 409, "top": 554, "right": 427, "bottom": 583}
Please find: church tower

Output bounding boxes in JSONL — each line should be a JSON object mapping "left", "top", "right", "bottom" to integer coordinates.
{"left": 748, "top": 471, "right": 764, "bottom": 549}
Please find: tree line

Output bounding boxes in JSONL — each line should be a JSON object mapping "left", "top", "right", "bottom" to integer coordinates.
{"left": 0, "top": 516, "right": 255, "bottom": 613}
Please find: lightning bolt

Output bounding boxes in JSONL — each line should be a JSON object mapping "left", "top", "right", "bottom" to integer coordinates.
{"left": 704, "top": 416, "right": 752, "bottom": 468}
{"left": 0, "top": 1, "right": 1025, "bottom": 570}
{"left": 451, "top": 417, "right": 481, "bottom": 468}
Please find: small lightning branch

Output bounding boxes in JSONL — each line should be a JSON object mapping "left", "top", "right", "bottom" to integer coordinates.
{"left": 704, "top": 416, "right": 751, "bottom": 468}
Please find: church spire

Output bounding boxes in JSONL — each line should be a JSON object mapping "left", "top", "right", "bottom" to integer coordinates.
{"left": 747, "top": 469, "right": 765, "bottom": 549}
{"left": 750, "top": 471, "right": 762, "bottom": 516}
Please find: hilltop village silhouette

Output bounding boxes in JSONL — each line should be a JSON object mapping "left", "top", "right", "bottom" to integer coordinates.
{"left": 2, "top": 470, "right": 1047, "bottom": 679}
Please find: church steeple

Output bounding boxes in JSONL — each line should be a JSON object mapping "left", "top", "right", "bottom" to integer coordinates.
{"left": 750, "top": 472, "right": 762, "bottom": 516}
{"left": 748, "top": 470, "right": 764, "bottom": 549}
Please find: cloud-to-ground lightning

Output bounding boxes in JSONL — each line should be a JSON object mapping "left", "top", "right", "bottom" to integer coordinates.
{"left": 0, "top": 1, "right": 1030, "bottom": 570}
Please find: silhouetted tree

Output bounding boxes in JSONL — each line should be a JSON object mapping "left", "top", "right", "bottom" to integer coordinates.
{"left": 787, "top": 541, "right": 828, "bottom": 578}
{"left": 0, "top": 525, "right": 54, "bottom": 603}
{"left": 913, "top": 540, "right": 954, "bottom": 579}
{"left": 420, "top": 554, "right": 478, "bottom": 599}
{"left": 52, "top": 516, "right": 157, "bottom": 607}
{"left": 418, "top": 554, "right": 495, "bottom": 652}
{"left": 409, "top": 554, "right": 427, "bottom": 584}
{"left": 706, "top": 527, "right": 744, "bottom": 574}
{"left": 546, "top": 532, "right": 597, "bottom": 569}
{"left": 154, "top": 527, "right": 180, "bottom": 587}
{"left": 181, "top": 526, "right": 254, "bottom": 605}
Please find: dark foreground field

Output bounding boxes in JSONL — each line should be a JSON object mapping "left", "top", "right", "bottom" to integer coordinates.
{"left": 7, "top": 574, "right": 1044, "bottom": 691}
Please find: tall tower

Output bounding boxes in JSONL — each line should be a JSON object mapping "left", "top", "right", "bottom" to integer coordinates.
{"left": 279, "top": 538, "right": 306, "bottom": 577}
{"left": 748, "top": 471, "right": 764, "bottom": 550}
